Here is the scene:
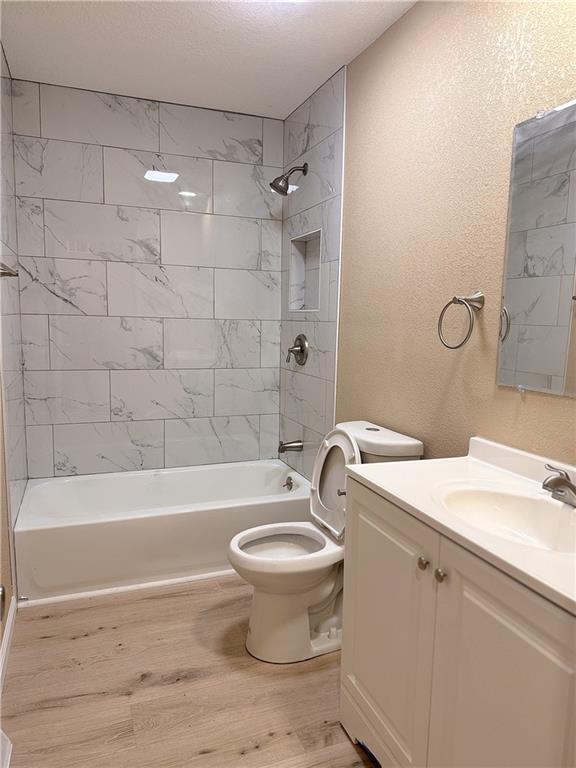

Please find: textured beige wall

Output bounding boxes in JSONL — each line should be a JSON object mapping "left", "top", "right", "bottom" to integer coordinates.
{"left": 337, "top": 1, "right": 576, "bottom": 463}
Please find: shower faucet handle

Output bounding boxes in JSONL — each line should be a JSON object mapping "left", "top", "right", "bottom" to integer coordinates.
{"left": 285, "top": 333, "right": 309, "bottom": 366}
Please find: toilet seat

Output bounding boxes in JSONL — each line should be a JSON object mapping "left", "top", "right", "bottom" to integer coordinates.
{"left": 229, "top": 522, "right": 343, "bottom": 574}
{"left": 310, "top": 428, "right": 361, "bottom": 540}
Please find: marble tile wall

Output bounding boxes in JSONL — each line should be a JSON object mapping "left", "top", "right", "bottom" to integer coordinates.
{"left": 500, "top": 103, "right": 576, "bottom": 394}
{"left": 1, "top": 60, "right": 28, "bottom": 521}
{"left": 279, "top": 69, "right": 345, "bottom": 479}
{"left": 12, "top": 80, "right": 284, "bottom": 476}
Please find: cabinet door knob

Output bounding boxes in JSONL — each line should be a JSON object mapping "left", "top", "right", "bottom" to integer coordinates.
{"left": 417, "top": 556, "right": 429, "bottom": 571}
{"left": 434, "top": 568, "right": 448, "bottom": 583}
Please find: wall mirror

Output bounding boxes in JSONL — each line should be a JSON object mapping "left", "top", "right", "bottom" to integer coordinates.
{"left": 498, "top": 98, "right": 576, "bottom": 396}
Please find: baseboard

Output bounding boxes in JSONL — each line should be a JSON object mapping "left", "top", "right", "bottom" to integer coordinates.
{"left": 0, "top": 596, "right": 17, "bottom": 690}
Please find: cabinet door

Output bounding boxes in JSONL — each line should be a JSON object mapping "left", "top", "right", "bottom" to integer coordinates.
{"left": 340, "top": 479, "right": 440, "bottom": 767}
{"left": 428, "top": 537, "right": 576, "bottom": 768}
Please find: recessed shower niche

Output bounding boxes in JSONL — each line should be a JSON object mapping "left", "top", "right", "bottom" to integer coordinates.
{"left": 289, "top": 229, "right": 322, "bottom": 312}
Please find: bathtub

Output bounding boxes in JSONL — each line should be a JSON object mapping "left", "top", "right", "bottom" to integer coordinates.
{"left": 15, "top": 460, "right": 310, "bottom": 601}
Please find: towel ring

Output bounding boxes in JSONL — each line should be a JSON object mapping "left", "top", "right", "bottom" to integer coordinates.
{"left": 438, "top": 291, "right": 485, "bottom": 349}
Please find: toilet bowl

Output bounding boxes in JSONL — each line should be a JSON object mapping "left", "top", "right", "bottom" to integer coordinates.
{"left": 228, "top": 420, "right": 423, "bottom": 663}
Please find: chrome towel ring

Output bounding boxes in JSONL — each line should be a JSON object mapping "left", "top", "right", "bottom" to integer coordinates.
{"left": 438, "top": 291, "right": 485, "bottom": 349}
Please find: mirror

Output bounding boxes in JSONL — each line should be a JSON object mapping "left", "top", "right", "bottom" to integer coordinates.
{"left": 498, "top": 99, "right": 576, "bottom": 396}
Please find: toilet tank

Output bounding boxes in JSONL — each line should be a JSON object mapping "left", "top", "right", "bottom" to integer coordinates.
{"left": 336, "top": 421, "right": 423, "bottom": 463}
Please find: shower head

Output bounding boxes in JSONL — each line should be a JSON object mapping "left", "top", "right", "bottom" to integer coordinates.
{"left": 269, "top": 163, "right": 309, "bottom": 196}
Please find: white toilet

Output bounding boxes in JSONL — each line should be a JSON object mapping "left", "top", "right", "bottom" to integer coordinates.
{"left": 228, "top": 420, "right": 423, "bottom": 664}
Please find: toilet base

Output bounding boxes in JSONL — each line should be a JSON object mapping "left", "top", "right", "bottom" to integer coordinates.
{"left": 245, "top": 567, "right": 343, "bottom": 664}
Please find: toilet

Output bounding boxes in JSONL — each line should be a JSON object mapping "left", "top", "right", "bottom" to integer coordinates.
{"left": 228, "top": 421, "right": 423, "bottom": 663}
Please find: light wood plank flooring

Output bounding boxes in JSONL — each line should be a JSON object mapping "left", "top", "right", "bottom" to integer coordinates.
{"left": 2, "top": 575, "right": 374, "bottom": 767}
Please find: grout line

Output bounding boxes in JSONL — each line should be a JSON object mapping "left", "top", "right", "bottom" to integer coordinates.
{"left": 14, "top": 131, "right": 272, "bottom": 168}
{"left": 10, "top": 190, "right": 283, "bottom": 223}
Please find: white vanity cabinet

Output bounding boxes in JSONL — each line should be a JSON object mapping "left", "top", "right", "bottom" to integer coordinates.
{"left": 340, "top": 478, "right": 576, "bottom": 768}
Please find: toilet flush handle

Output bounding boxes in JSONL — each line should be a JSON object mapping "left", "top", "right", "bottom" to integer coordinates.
{"left": 336, "top": 488, "right": 346, "bottom": 496}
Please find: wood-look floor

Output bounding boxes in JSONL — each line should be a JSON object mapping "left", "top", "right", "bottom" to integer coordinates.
{"left": 2, "top": 575, "right": 375, "bottom": 768}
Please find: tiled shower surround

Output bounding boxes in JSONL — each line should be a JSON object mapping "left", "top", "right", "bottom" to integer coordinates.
{"left": 1, "top": 55, "right": 27, "bottom": 516}
{"left": 279, "top": 69, "right": 345, "bottom": 478}
{"left": 13, "top": 81, "right": 284, "bottom": 477}
{"left": 10, "top": 69, "right": 344, "bottom": 481}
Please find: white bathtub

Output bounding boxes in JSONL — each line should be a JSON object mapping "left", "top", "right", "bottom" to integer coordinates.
{"left": 15, "top": 460, "right": 310, "bottom": 601}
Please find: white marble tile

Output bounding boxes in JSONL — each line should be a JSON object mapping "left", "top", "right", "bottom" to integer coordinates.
{"left": 24, "top": 370, "right": 110, "bottom": 425}
{"left": 302, "top": 425, "right": 325, "bottom": 480}
{"left": 160, "top": 104, "right": 262, "bottom": 163}
{"left": 21, "top": 315, "right": 50, "bottom": 370}
{"left": 41, "top": 85, "right": 159, "bottom": 151}
{"left": 19, "top": 256, "right": 107, "bottom": 315}
{"left": 263, "top": 119, "right": 283, "bottom": 167}
{"left": 1, "top": 131, "right": 15, "bottom": 197}
{"left": 0, "top": 314, "right": 22, "bottom": 374}
{"left": 532, "top": 122, "right": 576, "bottom": 180}
{"left": 165, "top": 415, "right": 259, "bottom": 467}
{"left": 107, "top": 263, "right": 213, "bottom": 318}
{"left": 507, "top": 224, "right": 576, "bottom": 277}
{"left": 15, "top": 137, "right": 103, "bottom": 202}
{"left": 161, "top": 211, "right": 260, "bottom": 269}
{"left": 568, "top": 170, "right": 576, "bottom": 224}
{"left": 12, "top": 80, "right": 40, "bottom": 136}
{"left": 284, "top": 68, "right": 344, "bottom": 166}
{"left": 509, "top": 173, "right": 569, "bottom": 232}
{"left": 104, "top": 148, "right": 211, "bottom": 212}
{"left": 215, "top": 269, "right": 280, "bottom": 319}
{"left": 515, "top": 325, "right": 570, "bottom": 376}
{"left": 213, "top": 162, "right": 282, "bottom": 220}
{"left": 50, "top": 316, "right": 163, "bottom": 370}
{"left": 111, "top": 369, "right": 213, "bottom": 421}
{"left": 1, "top": 75, "right": 12, "bottom": 135}
{"left": 0, "top": 253, "right": 20, "bottom": 318}
{"left": 54, "top": 420, "right": 164, "bottom": 475}
{"left": 215, "top": 369, "right": 279, "bottom": 416}
{"left": 558, "top": 275, "right": 575, "bottom": 325}
{"left": 45, "top": 200, "right": 160, "bottom": 263}
{"left": 0, "top": 193, "right": 17, "bottom": 256}
{"left": 260, "top": 219, "right": 282, "bottom": 271}
{"left": 16, "top": 197, "right": 44, "bottom": 257}
{"left": 261, "top": 320, "right": 280, "bottom": 367}
{"left": 285, "top": 130, "right": 343, "bottom": 218}
{"left": 2, "top": 368, "right": 25, "bottom": 427}
{"left": 26, "top": 425, "right": 54, "bottom": 478}
{"left": 259, "top": 414, "right": 279, "bottom": 459}
{"left": 282, "top": 369, "right": 327, "bottom": 434}
{"left": 512, "top": 138, "right": 533, "bottom": 186}
{"left": 164, "top": 319, "right": 260, "bottom": 369}
{"left": 505, "top": 276, "right": 562, "bottom": 326}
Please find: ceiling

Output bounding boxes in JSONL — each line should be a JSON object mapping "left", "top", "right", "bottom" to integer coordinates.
{"left": 1, "top": 1, "right": 414, "bottom": 118}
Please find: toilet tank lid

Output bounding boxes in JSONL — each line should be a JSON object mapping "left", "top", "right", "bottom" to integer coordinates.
{"left": 336, "top": 421, "right": 424, "bottom": 458}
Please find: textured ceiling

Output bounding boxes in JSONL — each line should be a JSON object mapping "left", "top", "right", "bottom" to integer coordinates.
{"left": 1, "top": 1, "right": 415, "bottom": 118}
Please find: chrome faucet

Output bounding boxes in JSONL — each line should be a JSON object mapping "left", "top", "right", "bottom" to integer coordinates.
{"left": 278, "top": 440, "right": 303, "bottom": 453}
{"left": 542, "top": 464, "right": 576, "bottom": 508}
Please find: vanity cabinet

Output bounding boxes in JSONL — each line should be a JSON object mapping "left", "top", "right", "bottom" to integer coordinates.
{"left": 340, "top": 478, "right": 576, "bottom": 768}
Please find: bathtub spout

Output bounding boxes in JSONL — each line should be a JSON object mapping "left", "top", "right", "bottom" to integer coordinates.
{"left": 278, "top": 440, "right": 303, "bottom": 453}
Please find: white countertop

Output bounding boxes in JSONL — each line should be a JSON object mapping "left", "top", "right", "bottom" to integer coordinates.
{"left": 347, "top": 438, "right": 576, "bottom": 616}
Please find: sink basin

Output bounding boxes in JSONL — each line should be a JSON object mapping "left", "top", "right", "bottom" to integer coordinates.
{"left": 440, "top": 487, "right": 576, "bottom": 554}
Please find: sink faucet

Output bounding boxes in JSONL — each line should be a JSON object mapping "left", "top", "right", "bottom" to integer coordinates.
{"left": 542, "top": 464, "right": 576, "bottom": 507}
